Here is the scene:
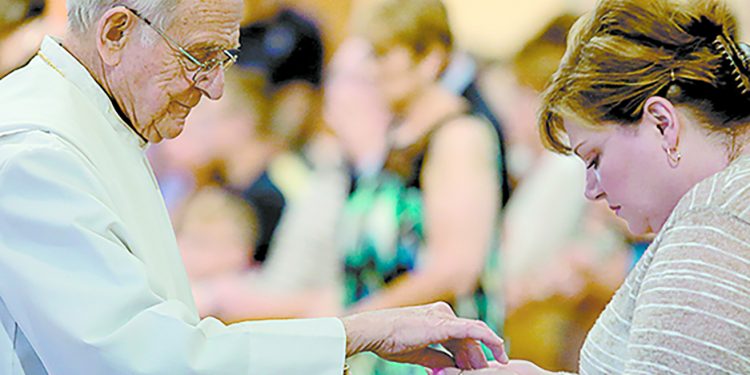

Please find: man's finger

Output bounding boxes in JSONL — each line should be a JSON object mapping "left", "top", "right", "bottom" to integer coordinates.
{"left": 443, "top": 339, "right": 488, "bottom": 369}
{"left": 444, "top": 319, "right": 508, "bottom": 364}
{"left": 403, "top": 347, "right": 457, "bottom": 369}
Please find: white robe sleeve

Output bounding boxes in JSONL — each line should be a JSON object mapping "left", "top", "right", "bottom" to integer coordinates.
{"left": 0, "top": 131, "right": 346, "bottom": 374}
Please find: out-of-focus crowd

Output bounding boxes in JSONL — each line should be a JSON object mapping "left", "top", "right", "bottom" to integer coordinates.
{"left": 2, "top": 0, "right": 748, "bottom": 373}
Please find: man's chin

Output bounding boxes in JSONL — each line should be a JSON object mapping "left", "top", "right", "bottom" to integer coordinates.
{"left": 155, "top": 121, "right": 186, "bottom": 142}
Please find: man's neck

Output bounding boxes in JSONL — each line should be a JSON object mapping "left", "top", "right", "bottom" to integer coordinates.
{"left": 62, "top": 35, "right": 111, "bottom": 97}
{"left": 61, "top": 35, "right": 148, "bottom": 143}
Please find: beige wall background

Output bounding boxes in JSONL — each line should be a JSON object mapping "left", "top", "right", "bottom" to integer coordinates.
{"left": 442, "top": 0, "right": 750, "bottom": 61}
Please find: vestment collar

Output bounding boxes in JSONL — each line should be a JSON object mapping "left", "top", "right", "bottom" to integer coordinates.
{"left": 38, "top": 36, "right": 149, "bottom": 150}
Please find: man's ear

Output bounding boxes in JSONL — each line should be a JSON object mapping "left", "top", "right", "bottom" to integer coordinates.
{"left": 643, "top": 96, "right": 681, "bottom": 152}
{"left": 96, "top": 6, "right": 137, "bottom": 66}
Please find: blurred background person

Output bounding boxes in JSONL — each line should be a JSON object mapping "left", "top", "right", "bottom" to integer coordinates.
{"left": 254, "top": 36, "right": 391, "bottom": 297}
{"left": 217, "top": 14, "right": 353, "bottom": 304}
{"left": 175, "top": 183, "right": 340, "bottom": 321}
{"left": 338, "top": 0, "right": 508, "bottom": 372}
{"left": 228, "top": 12, "right": 326, "bottom": 264}
{"left": 176, "top": 187, "right": 259, "bottom": 285}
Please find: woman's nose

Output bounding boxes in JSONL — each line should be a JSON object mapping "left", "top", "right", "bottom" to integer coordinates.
{"left": 584, "top": 168, "right": 604, "bottom": 201}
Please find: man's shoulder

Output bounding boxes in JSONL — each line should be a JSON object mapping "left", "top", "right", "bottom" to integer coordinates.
{"left": 0, "top": 58, "right": 81, "bottom": 127}
{"left": 0, "top": 57, "right": 56, "bottom": 95}
{"left": 0, "top": 59, "right": 96, "bottom": 153}
{"left": 0, "top": 130, "right": 81, "bottom": 166}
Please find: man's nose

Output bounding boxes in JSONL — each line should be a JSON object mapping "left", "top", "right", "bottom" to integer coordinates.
{"left": 195, "top": 67, "right": 225, "bottom": 100}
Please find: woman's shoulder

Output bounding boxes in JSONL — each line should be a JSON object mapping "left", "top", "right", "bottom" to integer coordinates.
{"left": 429, "top": 115, "right": 499, "bottom": 152}
{"left": 648, "top": 156, "right": 750, "bottom": 272}
{"left": 671, "top": 156, "right": 750, "bottom": 223}
{"left": 651, "top": 157, "right": 750, "bottom": 272}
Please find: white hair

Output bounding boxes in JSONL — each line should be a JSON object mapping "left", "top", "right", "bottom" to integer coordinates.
{"left": 67, "top": 0, "right": 179, "bottom": 35}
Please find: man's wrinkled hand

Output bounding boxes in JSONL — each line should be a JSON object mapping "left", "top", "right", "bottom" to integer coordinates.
{"left": 341, "top": 302, "right": 508, "bottom": 370}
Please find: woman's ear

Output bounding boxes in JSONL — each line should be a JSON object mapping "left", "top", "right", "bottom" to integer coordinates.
{"left": 643, "top": 96, "right": 681, "bottom": 151}
{"left": 96, "top": 6, "right": 138, "bottom": 66}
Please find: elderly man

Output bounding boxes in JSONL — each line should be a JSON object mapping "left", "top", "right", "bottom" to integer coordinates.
{"left": 0, "top": 0, "right": 506, "bottom": 374}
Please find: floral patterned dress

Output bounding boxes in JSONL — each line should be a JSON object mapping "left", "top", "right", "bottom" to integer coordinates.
{"left": 340, "top": 120, "right": 504, "bottom": 374}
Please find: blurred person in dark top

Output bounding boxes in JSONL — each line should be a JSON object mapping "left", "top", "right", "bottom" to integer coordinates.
{"left": 229, "top": 8, "right": 325, "bottom": 263}
{"left": 339, "top": 0, "right": 508, "bottom": 373}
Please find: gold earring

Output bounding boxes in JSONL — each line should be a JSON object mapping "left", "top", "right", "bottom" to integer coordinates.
{"left": 666, "top": 147, "right": 682, "bottom": 167}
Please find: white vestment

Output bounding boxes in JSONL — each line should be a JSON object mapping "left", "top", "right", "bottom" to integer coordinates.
{"left": 0, "top": 36, "right": 345, "bottom": 375}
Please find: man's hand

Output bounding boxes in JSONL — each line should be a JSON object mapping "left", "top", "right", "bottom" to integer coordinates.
{"left": 341, "top": 302, "right": 508, "bottom": 370}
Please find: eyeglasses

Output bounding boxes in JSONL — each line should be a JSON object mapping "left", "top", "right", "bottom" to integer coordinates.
{"left": 126, "top": 7, "right": 239, "bottom": 83}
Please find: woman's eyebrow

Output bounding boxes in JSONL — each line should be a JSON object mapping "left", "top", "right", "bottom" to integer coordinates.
{"left": 573, "top": 141, "right": 587, "bottom": 158}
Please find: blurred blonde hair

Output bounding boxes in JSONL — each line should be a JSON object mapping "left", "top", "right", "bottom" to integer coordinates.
{"left": 540, "top": 0, "right": 750, "bottom": 155}
{"left": 223, "top": 68, "right": 270, "bottom": 126}
{"left": 0, "top": 0, "right": 31, "bottom": 36}
{"left": 513, "top": 14, "right": 578, "bottom": 93}
{"left": 225, "top": 67, "right": 322, "bottom": 151}
{"left": 359, "top": 0, "right": 453, "bottom": 57}
{"left": 175, "top": 187, "right": 258, "bottom": 251}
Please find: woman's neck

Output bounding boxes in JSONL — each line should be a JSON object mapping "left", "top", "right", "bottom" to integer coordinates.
{"left": 731, "top": 125, "right": 750, "bottom": 160}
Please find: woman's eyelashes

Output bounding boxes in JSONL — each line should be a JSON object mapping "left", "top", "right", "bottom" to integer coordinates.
{"left": 586, "top": 154, "right": 600, "bottom": 170}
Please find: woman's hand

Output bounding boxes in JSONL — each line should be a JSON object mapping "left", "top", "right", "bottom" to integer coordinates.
{"left": 430, "top": 360, "right": 556, "bottom": 375}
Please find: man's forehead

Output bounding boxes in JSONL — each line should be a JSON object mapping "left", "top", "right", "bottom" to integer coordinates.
{"left": 173, "top": 0, "right": 244, "bottom": 16}
{"left": 169, "top": 0, "right": 243, "bottom": 27}
{"left": 169, "top": 0, "right": 242, "bottom": 47}
{"left": 187, "top": 39, "right": 240, "bottom": 54}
